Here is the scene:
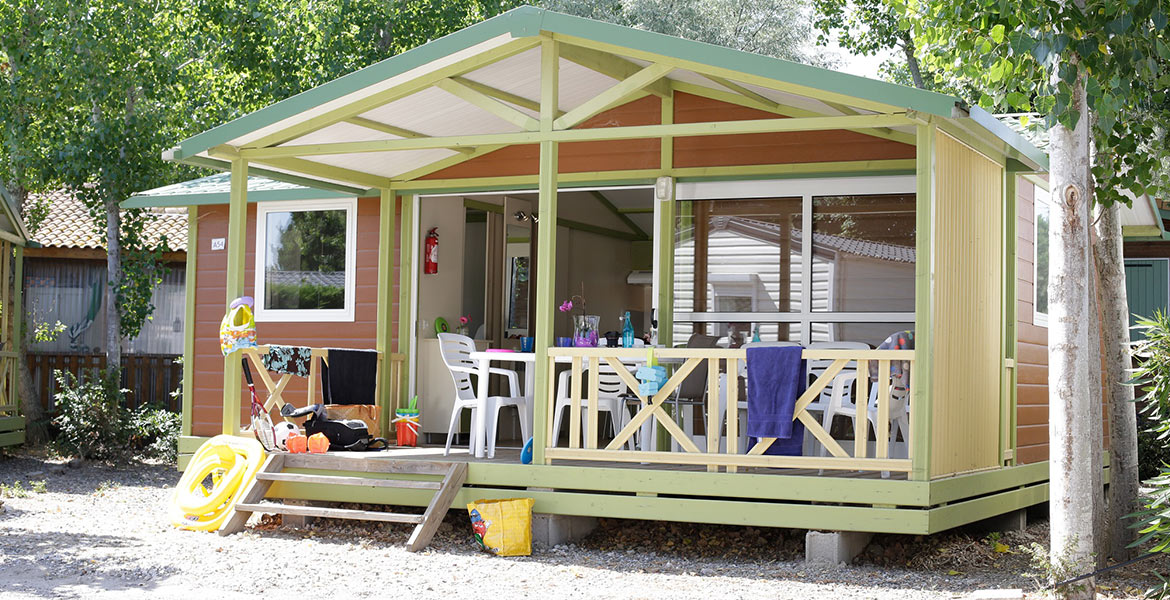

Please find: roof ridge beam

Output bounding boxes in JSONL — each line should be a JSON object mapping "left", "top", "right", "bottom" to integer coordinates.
{"left": 344, "top": 117, "right": 475, "bottom": 155}
{"left": 238, "top": 113, "right": 915, "bottom": 160}
{"left": 559, "top": 43, "right": 672, "bottom": 99}
{"left": 435, "top": 78, "right": 540, "bottom": 131}
{"left": 554, "top": 63, "right": 674, "bottom": 130}
{"left": 240, "top": 37, "right": 541, "bottom": 150}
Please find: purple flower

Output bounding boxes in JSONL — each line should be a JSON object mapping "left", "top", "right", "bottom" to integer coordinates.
{"left": 559, "top": 300, "right": 573, "bottom": 313}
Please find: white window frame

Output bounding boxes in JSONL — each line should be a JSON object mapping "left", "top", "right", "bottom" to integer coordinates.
{"left": 254, "top": 198, "right": 357, "bottom": 323}
{"left": 1033, "top": 186, "right": 1051, "bottom": 327}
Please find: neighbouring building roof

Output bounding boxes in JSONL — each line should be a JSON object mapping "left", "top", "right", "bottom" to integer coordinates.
{"left": 28, "top": 189, "right": 188, "bottom": 252}
{"left": 126, "top": 173, "right": 356, "bottom": 208}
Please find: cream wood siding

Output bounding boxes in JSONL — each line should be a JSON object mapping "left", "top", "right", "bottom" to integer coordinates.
{"left": 930, "top": 132, "right": 1005, "bottom": 478}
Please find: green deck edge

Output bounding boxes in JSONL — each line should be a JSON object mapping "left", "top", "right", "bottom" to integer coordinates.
{"left": 0, "top": 430, "right": 24, "bottom": 448}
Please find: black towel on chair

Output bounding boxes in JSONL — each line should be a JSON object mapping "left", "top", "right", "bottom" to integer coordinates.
{"left": 320, "top": 349, "right": 379, "bottom": 405}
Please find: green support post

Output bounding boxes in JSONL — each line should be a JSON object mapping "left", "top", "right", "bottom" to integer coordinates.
{"left": 222, "top": 159, "right": 248, "bottom": 435}
{"left": 376, "top": 188, "right": 395, "bottom": 438}
{"left": 397, "top": 194, "right": 416, "bottom": 405}
{"left": 532, "top": 38, "right": 559, "bottom": 466}
{"left": 911, "top": 123, "right": 935, "bottom": 481}
{"left": 1004, "top": 174, "right": 1019, "bottom": 465}
{"left": 182, "top": 206, "right": 198, "bottom": 436}
{"left": 11, "top": 244, "right": 22, "bottom": 420}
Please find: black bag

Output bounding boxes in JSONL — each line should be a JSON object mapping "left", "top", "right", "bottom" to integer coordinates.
{"left": 280, "top": 403, "right": 388, "bottom": 451}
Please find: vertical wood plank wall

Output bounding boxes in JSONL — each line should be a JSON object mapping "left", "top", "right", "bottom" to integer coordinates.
{"left": 189, "top": 197, "right": 393, "bottom": 436}
{"left": 930, "top": 132, "right": 1005, "bottom": 477}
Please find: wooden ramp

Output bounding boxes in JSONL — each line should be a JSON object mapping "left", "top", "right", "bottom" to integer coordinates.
{"left": 218, "top": 453, "right": 468, "bottom": 552}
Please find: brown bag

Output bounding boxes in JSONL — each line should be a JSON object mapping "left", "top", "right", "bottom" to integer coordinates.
{"left": 323, "top": 404, "right": 381, "bottom": 439}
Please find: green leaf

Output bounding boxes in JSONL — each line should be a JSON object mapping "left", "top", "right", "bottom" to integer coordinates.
{"left": 990, "top": 24, "right": 1005, "bottom": 44}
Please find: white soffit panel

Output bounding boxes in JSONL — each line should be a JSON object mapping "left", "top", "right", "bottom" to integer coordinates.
{"left": 224, "top": 34, "right": 516, "bottom": 148}
{"left": 305, "top": 148, "right": 461, "bottom": 179}
{"left": 358, "top": 86, "right": 523, "bottom": 137}
{"left": 279, "top": 121, "right": 401, "bottom": 147}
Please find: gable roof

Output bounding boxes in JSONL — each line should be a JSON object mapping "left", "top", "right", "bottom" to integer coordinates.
{"left": 149, "top": 6, "right": 1046, "bottom": 201}
{"left": 0, "top": 186, "right": 33, "bottom": 246}
{"left": 29, "top": 190, "right": 188, "bottom": 251}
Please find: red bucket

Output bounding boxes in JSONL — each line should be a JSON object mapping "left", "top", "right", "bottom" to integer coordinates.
{"left": 394, "top": 410, "right": 420, "bottom": 447}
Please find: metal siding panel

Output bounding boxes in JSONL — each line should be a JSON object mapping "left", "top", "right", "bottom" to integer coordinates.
{"left": 931, "top": 133, "right": 1004, "bottom": 477}
{"left": 1125, "top": 259, "right": 1169, "bottom": 340}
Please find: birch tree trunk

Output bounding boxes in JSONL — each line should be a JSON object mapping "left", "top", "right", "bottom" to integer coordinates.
{"left": 1093, "top": 201, "right": 1140, "bottom": 560}
{"left": 1047, "top": 67, "right": 1097, "bottom": 599}
{"left": 105, "top": 199, "right": 121, "bottom": 371}
{"left": 1087, "top": 244, "right": 1106, "bottom": 569}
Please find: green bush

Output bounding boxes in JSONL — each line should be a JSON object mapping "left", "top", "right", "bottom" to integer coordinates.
{"left": 1129, "top": 311, "right": 1170, "bottom": 597}
{"left": 265, "top": 281, "right": 343, "bottom": 310}
{"left": 51, "top": 368, "right": 181, "bottom": 463}
{"left": 52, "top": 369, "right": 133, "bottom": 462}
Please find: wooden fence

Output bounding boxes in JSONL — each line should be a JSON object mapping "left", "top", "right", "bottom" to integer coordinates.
{"left": 27, "top": 352, "right": 183, "bottom": 413}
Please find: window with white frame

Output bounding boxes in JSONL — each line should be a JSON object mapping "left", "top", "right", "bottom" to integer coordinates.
{"left": 254, "top": 199, "right": 357, "bottom": 322}
{"left": 1033, "top": 186, "right": 1051, "bottom": 326}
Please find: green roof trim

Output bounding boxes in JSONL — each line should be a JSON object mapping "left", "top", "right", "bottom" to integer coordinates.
{"left": 165, "top": 6, "right": 1045, "bottom": 170}
{"left": 124, "top": 173, "right": 358, "bottom": 209}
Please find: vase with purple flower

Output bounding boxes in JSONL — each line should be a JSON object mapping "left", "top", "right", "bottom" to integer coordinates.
{"left": 558, "top": 286, "right": 599, "bottom": 347}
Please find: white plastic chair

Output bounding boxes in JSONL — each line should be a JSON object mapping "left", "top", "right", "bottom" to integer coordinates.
{"left": 803, "top": 341, "right": 870, "bottom": 455}
{"left": 551, "top": 365, "right": 635, "bottom": 449}
{"left": 819, "top": 366, "right": 911, "bottom": 459}
{"left": 437, "top": 333, "right": 531, "bottom": 458}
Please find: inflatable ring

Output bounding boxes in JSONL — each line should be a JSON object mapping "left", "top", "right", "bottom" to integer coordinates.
{"left": 170, "top": 435, "right": 266, "bottom": 532}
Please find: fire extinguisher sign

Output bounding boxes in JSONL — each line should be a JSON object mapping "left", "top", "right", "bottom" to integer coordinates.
{"left": 424, "top": 227, "right": 439, "bottom": 274}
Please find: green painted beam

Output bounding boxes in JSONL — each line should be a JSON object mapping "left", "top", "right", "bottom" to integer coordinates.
{"left": 532, "top": 38, "right": 559, "bottom": 466}
{"left": 554, "top": 63, "right": 674, "bottom": 130}
{"left": 911, "top": 123, "right": 935, "bottom": 481}
{"left": 448, "top": 76, "right": 563, "bottom": 118}
{"left": 463, "top": 198, "right": 504, "bottom": 214}
{"left": 558, "top": 42, "right": 672, "bottom": 99}
{"left": 0, "top": 430, "right": 24, "bottom": 448}
{"left": 178, "top": 435, "right": 210, "bottom": 454}
{"left": 587, "top": 190, "right": 648, "bottom": 239}
{"left": 671, "top": 81, "right": 916, "bottom": 146}
{"left": 394, "top": 143, "right": 509, "bottom": 182}
{"left": 927, "top": 482, "right": 1048, "bottom": 534}
{"left": 11, "top": 246, "right": 22, "bottom": 411}
{"left": 1004, "top": 174, "right": 1019, "bottom": 465}
{"left": 376, "top": 188, "right": 396, "bottom": 437}
{"left": 557, "top": 217, "right": 643, "bottom": 241}
{"left": 181, "top": 206, "right": 198, "bottom": 437}
{"left": 249, "top": 157, "right": 394, "bottom": 190}
{"left": 222, "top": 160, "right": 248, "bottom": 436}
{"left": 435, "top": 77, "right": 540, "bottom": 131}
{"left": 397, "top": 194, "right": 416, "bottom": 404}
{"left": 618, "top": 207, "right": 653, "bottom": 214}
{"left": 928, "top": 460, "right": 1047, "bottom": 505}
{"left": 239, "top": 113, "right": 915, "bottom": 159}
{"left": 1123, "top": 225, "right": 1163, "bottom": 237}
{"left": 344, "top": 117, "right": 475, "bottom": 155}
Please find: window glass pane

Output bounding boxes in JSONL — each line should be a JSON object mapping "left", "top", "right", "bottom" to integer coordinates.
{"left": 264, "top": 209, "right": 347, "bottom": 310}
{"left": 811, "top": 194, "right": 916, "bottom": 312}
{"left": 673, "top": 197, "right": 803, "bottom": 314}
{"left": 1035, "top": 196, "right": 1050, "bottom": 317}
{"left": 673, "top": 321, "right": 802, "bottom": 348}
{"left": 810, "top": 322, "right": 915, "bottom": 348}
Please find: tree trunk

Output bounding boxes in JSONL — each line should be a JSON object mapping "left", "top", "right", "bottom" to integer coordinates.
{"left": 1047, "top": 66, "right": 1097, "bottom": 599}
{"left": 899, "top": 32, "right": 926, "bottom": 89}
{"left": 1087, "top": 242, "right": 1106, "bottom": 569}
{"left": 105, "top": 199, "right": 121, "bottom": 370}
{"left": 1094, "top": 201, "right": 1140, "bottom": 560}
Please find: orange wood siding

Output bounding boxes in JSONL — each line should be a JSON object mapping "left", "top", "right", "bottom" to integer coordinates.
{"left": 190, "top": 196, "right": 396, "bottom": 437}
{"left": 422, "top": 92, "right": 914, "bottom": 180}
{"left": 1014, "top": 178, "right": 1050, "bottom": 464}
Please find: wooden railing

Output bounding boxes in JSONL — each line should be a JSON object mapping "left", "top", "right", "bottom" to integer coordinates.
{"left": 0, "top": 351, "right": 19, "bottom": 417}
{"left": 27, "top": 352, "right": 183, "bottom": 412}
{"left": 541, "top": 347, "right": 914, "bottom": 474}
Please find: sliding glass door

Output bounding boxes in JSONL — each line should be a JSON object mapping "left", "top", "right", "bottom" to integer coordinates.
{"left": 672, "top": 177, "right": 917, "bottom": 348}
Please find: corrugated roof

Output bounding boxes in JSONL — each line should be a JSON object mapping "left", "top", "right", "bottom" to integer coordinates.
{"left": 126, "top": 173, "right": 356, "bottom": 208}
{"left": 28, "top": 190, "right": 187, "bottom": 251}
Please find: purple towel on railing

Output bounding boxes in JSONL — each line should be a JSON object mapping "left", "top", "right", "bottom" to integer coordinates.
{"left": 746, "top": 345, "right": 806, "bottom": 456}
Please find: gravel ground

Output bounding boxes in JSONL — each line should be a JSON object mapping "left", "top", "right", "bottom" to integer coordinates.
{"left": 0, "top": 449, "right": 1162, "bottom": 599}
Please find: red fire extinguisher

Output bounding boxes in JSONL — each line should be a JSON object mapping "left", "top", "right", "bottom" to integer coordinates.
{"left": 424, "top": 227, "right": 439, "bottom": 274}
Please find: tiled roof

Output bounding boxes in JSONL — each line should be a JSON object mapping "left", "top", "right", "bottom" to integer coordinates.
{"left": 27, "top": 190, "right": 187, "bottom": 252}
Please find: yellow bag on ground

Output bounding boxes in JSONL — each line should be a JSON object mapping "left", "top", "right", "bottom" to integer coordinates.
{"left": 467, "top": 498, "right": 535, "bottom": 556}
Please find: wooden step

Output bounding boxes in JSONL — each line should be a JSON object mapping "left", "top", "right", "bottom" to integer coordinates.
{"left": 235, "top": 503, "right": 424, "bottom": 524}
{"left": 256, "top": 472, "right": 441, "bottom": 490}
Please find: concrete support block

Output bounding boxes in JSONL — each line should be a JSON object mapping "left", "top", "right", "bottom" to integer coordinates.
{"left": 970, "top": 508, "right": 1027, "bottom": 533}
{"left": 531, "top": 513, "right": 598, "bottom": 547}
{"left": 805, "top": 530, "right": 873, "bottom": 564}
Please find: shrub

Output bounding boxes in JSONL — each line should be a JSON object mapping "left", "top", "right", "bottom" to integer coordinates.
{"left": 52, "top": 369, "right": 133, "bottom": 462}
{"left": 1135, "top": 311, "right": 1170, "bottom": 479}
{"left": 51, "top": 368, "right": 182, "bottom": 464}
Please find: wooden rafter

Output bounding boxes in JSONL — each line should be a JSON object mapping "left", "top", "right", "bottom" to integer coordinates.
{"left": 344, "top": 117, "right": 475, "bottom": 155}
{"left": 434, "top": 77, "right": 540, "bottom": 131}
{"left": 559, "top": 42, "right": 672, "bottom": 99}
